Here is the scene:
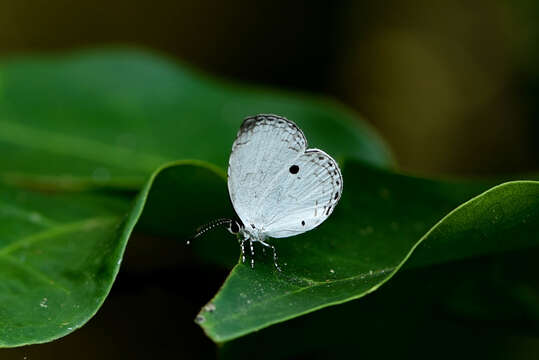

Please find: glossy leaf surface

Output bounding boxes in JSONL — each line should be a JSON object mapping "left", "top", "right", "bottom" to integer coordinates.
{"left": 0, "top": 49, "right": 392, "bottom": 191}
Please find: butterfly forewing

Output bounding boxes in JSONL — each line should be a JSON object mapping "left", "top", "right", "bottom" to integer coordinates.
{"left": 228, "top": 115, "right": 307, "bottom": 228}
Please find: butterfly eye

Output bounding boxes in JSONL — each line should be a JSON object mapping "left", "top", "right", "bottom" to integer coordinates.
{"left": 228, "top": 221, "right": 241, "bottom": 234}
{"left": 289, "top": 165, "right": 299, "bottom": 174}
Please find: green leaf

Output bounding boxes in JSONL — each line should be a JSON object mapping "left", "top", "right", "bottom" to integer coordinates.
{"left": 0, "top": 161, "right": 233, "bottom": 348}
{"left": 0, "top": 186, "right": 130, "bottom": 347}
{"left": 0, "top": 49, "right": 392, "bottom": 191}
{"left": 196, "top": 161, "right": 539, "bottom": 342}
{"left": 220, "top": 249, "right": 539, "bottom": 359}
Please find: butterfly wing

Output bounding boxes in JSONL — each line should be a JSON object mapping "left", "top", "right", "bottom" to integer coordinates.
{"left": 228, "top": 114, "right": 307, "bottom": 228}
{"left": 228, "top": 114, "right": 343, "bottom": 239}
{"left": 258, "top": 148, "right": 343, "bottom": 238}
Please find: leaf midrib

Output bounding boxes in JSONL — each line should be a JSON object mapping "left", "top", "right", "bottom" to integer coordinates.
{"left": 0, "top": 200, "right": 59, "bottom": 227}
{"left": 0, "top": 216, "right": 119, "bottom": 255}
{"left": 0, "top": 253, "right": 71, "bottom": 294}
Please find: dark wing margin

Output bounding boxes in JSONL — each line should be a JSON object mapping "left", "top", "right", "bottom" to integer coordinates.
{"left": 234, "top": 114, "right": 307, "bottom": 151}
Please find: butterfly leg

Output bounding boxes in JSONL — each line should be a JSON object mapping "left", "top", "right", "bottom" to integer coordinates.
{"left": 259, "top": 240, "right": 282, "bottom": 272}
{"left": 249, "top": 239, "right": 255, "bottom": 269}
{"left": 239, "top": 236, "right": 247, "bottom": 264}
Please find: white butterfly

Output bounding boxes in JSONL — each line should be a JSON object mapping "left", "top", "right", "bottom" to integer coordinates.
{"left": 192, "top": 114, "right": 343, "bottom": 271}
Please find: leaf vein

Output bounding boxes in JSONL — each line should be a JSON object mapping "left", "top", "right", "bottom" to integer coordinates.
{"left": 0, "top": 253, "right": 71, "bottom": 294}
{"left": 0, "top": 216, "right": 119, "bottom": 255}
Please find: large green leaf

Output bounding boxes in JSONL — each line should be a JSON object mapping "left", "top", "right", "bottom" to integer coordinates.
{"left": 0, "top": 161, "right": 231, "bottom": 348}
{"left": 196, "top": 162, "right": 539, "bottom": 342}
{"left": 0, "top": 49, "right": 392, "bottom": 190}
{"left": 221, "top": 249, "right": 539, "bottom": 359}
{"left": 120, "top": 160, "right": 538, "bottom": 343}
{"left": 0, "top": 186, "right": 130, "bottom": 347}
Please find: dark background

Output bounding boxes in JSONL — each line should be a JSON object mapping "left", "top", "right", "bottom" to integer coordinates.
{"left": 1, "top": 1, "right": 539, "bottom": 359}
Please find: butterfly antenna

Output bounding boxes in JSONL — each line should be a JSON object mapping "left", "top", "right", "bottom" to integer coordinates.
{"left": 187, "top": 218, "right": 233, "bottom": 245}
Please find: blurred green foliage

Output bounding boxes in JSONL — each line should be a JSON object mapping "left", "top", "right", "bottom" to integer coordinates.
{"left": 0, "top": 50, "right": 391, "bottom": 190}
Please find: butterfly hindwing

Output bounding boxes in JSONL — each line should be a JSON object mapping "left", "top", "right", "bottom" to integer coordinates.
{"left": 259, "top": 148, "right": 343, "bottom": 238}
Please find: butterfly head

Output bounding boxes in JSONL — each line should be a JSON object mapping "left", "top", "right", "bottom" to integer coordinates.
{"left": 226, "top": 219, "right": 243, "bottom": 236}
